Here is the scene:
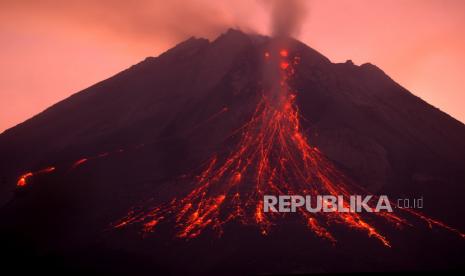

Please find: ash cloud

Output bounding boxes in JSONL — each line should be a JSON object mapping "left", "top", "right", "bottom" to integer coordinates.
{"left": 259, "top": 0, "right": 309, "bottom": 104}
{"left": 1, "top": 0, "right": 309, "bottom": 48}
{"left": 265, "top": 0, "right": 309, "bottom": 38}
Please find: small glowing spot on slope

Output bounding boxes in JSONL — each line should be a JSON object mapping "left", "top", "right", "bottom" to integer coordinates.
{"left": 280, "top": 62, "right": 290, "bottom": 70}
{"left": 17, "top": 172, "right": 33, "bottom": 187}
{"left": 72, "top": 158, "right": 88, "bottom": 169}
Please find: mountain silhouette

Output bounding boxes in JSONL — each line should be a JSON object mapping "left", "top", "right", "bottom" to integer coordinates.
{"left": 0, "top": 29, "right": 464, "bottom": 274}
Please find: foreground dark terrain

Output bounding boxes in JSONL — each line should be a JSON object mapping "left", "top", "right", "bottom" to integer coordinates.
{"left": 0, "top": 29, "right": 464, "bottom": 274}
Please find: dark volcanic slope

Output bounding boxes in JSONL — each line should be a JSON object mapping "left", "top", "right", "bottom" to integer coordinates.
{"left": 0, "top": 30, "right": 261, "bottom": 203}
{"left": 0, "top": 29, "right": 464, "bottom": 274}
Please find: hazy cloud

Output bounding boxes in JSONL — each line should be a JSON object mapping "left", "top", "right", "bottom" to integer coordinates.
{"left": 261, "top": 0, "right": 309, "bottom": 37}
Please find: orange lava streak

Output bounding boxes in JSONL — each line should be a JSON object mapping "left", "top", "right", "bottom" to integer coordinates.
{"left": 403, "top": 208, "right": 465, "bottom": 238}
{"left": 114, "top": 49, "right": 464, "bottom": 246}
{"left": 72, "top": 158, "right": 88, "bottom": 169}
{"left": 17, "top": 166, "right": 55, "bottom": 187}
{"left": 16, "top": 143, "right": 140, "bottom": 190}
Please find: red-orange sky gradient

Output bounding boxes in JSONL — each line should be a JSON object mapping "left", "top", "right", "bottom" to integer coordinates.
{"left": 1, "top": 0, "right": 465, "bottom": 132}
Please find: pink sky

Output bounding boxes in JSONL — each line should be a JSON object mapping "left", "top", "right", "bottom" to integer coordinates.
{"left": 1, "top": 0, "right": 464, "bottom": 132}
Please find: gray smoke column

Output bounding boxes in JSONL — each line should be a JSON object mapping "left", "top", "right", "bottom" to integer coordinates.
{"left": 267, "top": 0, "right": 309, "bottom": 38}
{"left": 261, "top": 0, "right": 308, "bottom": 104}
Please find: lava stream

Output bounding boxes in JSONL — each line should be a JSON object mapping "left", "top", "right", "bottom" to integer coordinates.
{"left": 110, "top": 49, "right": 463, "bottom": 246}
{"left": 15, "top": 146, "right": 133, "bottom": 188}
{"left": 17, "top": 166, "right": 55, "bottom": 187}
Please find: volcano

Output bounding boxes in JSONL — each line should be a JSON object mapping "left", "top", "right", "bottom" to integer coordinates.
{"left": 0, "top": 29, "right": 464, "bottom": 275}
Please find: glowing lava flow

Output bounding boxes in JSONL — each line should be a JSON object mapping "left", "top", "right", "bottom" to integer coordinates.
{"left": 72, "top": 158, "right": 89, "bottom": 169}
{"left": 111, "top": 49, "right": 462, "bottom": 246}
{"left": 15, "top": 146, "right": 132, "bottom": 189}
{"left": 17, "top": 166, "right": 55, "bottom": 187}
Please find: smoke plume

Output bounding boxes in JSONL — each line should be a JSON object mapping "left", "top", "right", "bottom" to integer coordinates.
{"left": 266, "top": 0, "right": 309, "bottom": 38}
{"left": 259, "top": 0, "right": 309, "bottom": 104}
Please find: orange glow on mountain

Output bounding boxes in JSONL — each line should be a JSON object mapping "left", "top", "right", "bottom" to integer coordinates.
{"left": 16, "top": 166, "right": 55, "bottom": 187}
{"left": 72, "top": 158, "right": 88, "bottom": 169}
{"left": 113, "top": 49, "right": 464, "bottom": 246}
{"left": 11, "top": 46, "right": 462, "bottom": 247}
{"left": 15, "top": 145, "right": 146, "bottom": 189}
{"left": 280, "top": 61, "right": 289, "bottom": 70}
